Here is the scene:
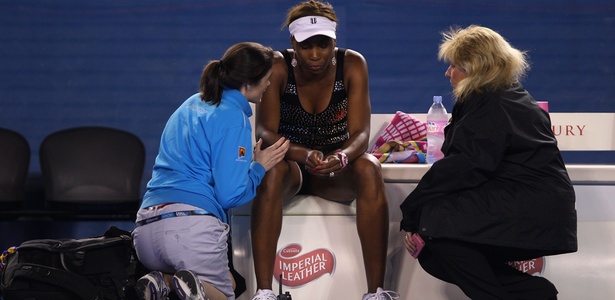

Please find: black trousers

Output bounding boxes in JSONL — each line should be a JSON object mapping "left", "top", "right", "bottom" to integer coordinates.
{"left": 417, "top": 238, "right": 558, "bottom": 300}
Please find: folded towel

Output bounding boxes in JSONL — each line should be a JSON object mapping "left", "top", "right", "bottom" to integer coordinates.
{"left": 370, "top": 111, "right": 427, "bottom": 153}
{"left": 369, "top": 112, "right": 427, "bottom": 163}
{"left": 371, "top": 140, "right": 427, "bottom": 163}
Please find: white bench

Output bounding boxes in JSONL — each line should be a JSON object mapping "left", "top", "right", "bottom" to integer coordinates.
{"left": 232, "top": 112, "right": 615, "bottom": 299}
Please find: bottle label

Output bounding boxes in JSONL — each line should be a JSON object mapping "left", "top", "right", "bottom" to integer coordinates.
{"left": 426, "top": 120, "right": 447, "bottom": 134}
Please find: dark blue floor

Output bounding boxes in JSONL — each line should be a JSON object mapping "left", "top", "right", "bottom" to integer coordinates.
{"left": 0, "top": 175, "right": 137, "bottom": 251}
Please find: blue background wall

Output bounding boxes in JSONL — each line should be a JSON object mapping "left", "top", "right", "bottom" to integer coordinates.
{"left": 2, "top": 0, "right": 614, "bottom": 192}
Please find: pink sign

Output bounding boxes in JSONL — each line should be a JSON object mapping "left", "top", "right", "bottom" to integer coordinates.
{"left": 274, "top": 244, "right": 336, "bottom": 287}
{"left": 507, "top": 257, "right": 545, "bottom": 275}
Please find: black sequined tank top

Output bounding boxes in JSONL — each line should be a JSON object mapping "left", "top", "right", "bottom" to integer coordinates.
{"left": 278, "top": 48, "right": 349, "bottom": 153}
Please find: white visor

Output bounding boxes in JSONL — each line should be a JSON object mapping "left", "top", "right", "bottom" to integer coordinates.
{"left": 289, "top": 16, "right": 336, "bottom": 42}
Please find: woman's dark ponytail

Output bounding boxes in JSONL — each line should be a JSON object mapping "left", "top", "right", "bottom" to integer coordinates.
{"left": 199, "top": 42, "right": 273, "bottom": 106}
{"left": 199, "top": 60, "right": 225, "bottom": 105}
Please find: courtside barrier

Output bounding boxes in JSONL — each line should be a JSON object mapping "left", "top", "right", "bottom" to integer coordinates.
{"left": 231, "top": 112, "right": 615, "bottom": 299}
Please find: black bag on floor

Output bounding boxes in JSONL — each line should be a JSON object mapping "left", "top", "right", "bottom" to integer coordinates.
{"left": 0, "top": 226, "right": 143, "bottom": 300}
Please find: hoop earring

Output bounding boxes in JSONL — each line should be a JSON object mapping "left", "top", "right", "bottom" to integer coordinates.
{"left": 291, "top": 53, "right": 297, "bottom": 68}
{"left": 332, "top": 56, "right": 337, "bottom": 66}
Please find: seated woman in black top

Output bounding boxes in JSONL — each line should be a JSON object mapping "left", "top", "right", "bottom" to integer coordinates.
{"left": 250, "top": 1, "right": 398, "bottom": 300}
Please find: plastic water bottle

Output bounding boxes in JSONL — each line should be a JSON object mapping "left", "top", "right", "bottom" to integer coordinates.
{"left": 426, "top": 96, "right": 448, "bottom": 164}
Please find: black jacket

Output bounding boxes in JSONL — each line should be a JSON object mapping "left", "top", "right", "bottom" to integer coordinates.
{"left": 400, "top": 84, "right": 577, "bottom": 257}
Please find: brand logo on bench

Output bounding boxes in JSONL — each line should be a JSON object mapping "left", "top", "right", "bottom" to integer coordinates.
{"left": 507, "top": 257, "right": 545, "bottom": 275}
{"left": 551, "top": 124, "right": 586, "bottom": 137}
{"left": 274, "top": 243, "right": 336, "bottom": 287}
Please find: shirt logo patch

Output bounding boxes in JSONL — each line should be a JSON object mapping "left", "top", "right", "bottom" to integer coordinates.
{"left": 238, "top": 146, "right": 246, "bottom": 159}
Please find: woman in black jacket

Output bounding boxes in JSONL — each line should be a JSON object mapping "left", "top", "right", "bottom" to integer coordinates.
{"left": 400, "top": 25, "right": 577, "bottom": 300}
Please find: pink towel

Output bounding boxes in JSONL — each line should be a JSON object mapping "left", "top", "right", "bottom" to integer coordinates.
{"left": 370, "top": 111, "right": 427, "bottom": 153}
{"left": 368, "top": 112, "right": 427, "bottom": 163}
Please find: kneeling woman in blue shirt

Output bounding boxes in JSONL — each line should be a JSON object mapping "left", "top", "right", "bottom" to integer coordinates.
{"left": 133, "top": 42, "right": 290, "bottom": 300}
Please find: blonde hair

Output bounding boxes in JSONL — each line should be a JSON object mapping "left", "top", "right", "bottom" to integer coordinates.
{"left": 438, "top": 25, "right": 529, "bottom": 101}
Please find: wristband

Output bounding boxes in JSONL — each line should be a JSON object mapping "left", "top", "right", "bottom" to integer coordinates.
{"left": 336, "top": 152, "right": 348, "bottom": 169}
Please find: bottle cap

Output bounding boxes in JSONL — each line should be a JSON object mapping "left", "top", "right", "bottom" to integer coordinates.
{"left": 433, "top": 96, "right": 442, "bottom": 103}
